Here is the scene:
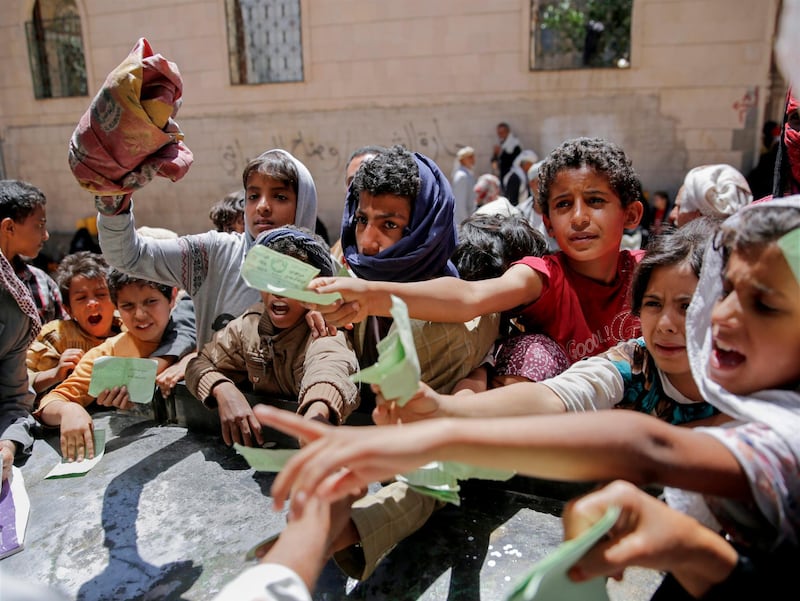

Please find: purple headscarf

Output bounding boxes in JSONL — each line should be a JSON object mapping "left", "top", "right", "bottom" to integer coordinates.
{"left": 340, "top": 151, "right": 459, "bottom": 282}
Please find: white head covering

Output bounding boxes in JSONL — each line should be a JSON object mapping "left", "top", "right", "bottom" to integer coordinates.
{"left": 679, "top": 196, "right": 800, "bottom": 543}
{"left": 513, "top": 149, "right": 539, "bottom": 169}
{"left": 687, "top": 196, "right": 800, "bottom": 453}
{"left": 248, "top": 149, "right": 318, "bottom": 234}
{"left": 678, "top": 164, "right": 753, "bottom": 218}
{"left": 527, "top": 159, "right": 545, "bottom": 184}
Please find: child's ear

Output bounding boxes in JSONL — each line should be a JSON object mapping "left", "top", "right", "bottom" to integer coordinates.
{"left": 169, "top": 287, "right": 178, "bottom": 309}
{"left": 0, "top": 216, "right": 15, "bottom": 236}
{"left": 542, "top": 213, "right": 555, "bottom": 236}
{"left": 624, "top": 200, "right": 645, "bottom": 229}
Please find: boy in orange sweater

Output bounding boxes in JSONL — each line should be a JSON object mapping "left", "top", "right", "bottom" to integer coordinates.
{"left": 34, "top": 269, "right": 177, "bottom": 462}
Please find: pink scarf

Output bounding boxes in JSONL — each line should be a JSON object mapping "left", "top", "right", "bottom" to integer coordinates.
{"left": 0, "top": 251, "right": 41, "bottom": 342}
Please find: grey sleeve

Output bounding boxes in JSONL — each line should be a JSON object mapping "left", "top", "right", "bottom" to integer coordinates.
{"left": 0, "top": 298, "right": 36, "bottom": 455}
{"left": 97, "top": 202, "right": 211, "bottom": 293}
{"left": 152, "top": 294, "right": 197, "bottom": 358}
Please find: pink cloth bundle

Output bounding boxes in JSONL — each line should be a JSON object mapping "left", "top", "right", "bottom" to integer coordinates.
{"left": 68, "top": 38, "right": 193, "bottom": 195}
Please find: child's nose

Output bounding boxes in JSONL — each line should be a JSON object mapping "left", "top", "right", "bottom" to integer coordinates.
{"left": 256, "top": 196, "right": 271, "bottom": 213}
{"left": 711, "top": 291, "right": 741, "bottom": 326}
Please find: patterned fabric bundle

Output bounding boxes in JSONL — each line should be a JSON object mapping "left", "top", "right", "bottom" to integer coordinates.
{"left": 68, "top": 38, "right": 193, "bottom": 196}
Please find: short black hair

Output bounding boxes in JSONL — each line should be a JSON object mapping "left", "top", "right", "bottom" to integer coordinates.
{"left": 56, "top": 252, "right": 110, "bottom": 303}
{"left": 351, "top": 145, "right": 420, "bottom": 204}
{"left": 347, "top": 145, "right": 386, "bottom": 168}
{"left": 452, "top": 213, "right": 548, "bottom": 281}
{"left": 210, "top": 189, "right": 245, "bottom": 232}
{"left": 242, "top": 150, "right": 299, "bottom": 196}
{"left": 107, "top": 269, "right": 174, "bottom": 305}
{"left": 0, "top": 180, "right": 46, "bottom": 222}
{"left": 537, "top": 137, "right": 643, "bottom": 217}
{"left": 716, "top": 204, "right": 800, "bottom": 269}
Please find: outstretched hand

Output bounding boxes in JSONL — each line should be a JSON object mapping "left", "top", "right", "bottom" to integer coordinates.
{"left": 372, "top": 382, "right": 445, "bottom": 425}
{"left": 562, "top": 480, "right": 737, "bottom": 596}
{"left": 254, "top": 405, "right": 433, "bottom": 511}
{"left": 303, "top": 277, "right": 371, "bottom": 327}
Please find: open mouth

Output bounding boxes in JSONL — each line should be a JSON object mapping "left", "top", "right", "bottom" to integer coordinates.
{"left": 270, "top": 302, "right": 290, "bottom": 316}
{"left": 712, "top": 341, "right": 745, "bottom": 368}
{"left": 87, "top": 314, "right": 102, "bottom": 325}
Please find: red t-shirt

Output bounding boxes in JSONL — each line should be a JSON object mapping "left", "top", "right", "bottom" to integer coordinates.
{"left": 513, "top": 250, "right": 644, "bottom": 363}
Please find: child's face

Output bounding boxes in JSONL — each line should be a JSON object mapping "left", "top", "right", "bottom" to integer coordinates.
{"left": 245, "top": 173, "right": 298, "bottom": 239}
{"left": 260, "top": 292, "right": 307, "bottom": 330}
{"left": 354, "top": 192, "right": 411, "bottom": 255}
{"left": 710, "top": 243, "right": 800, "bottom": 394}
{"left": 639, "top": 262, "right": 697, "bottom": 384}
{"left": 115, "top": 283, "right": 175, "bottom": 344}
{"left": 543, "top": 166, "right": 641, "bottom": 265}
{"left": 5, "top": 204, "right": 48, "bottom": 259}
{"left": 66, "top": 276, "right": 116, "bottom": 339}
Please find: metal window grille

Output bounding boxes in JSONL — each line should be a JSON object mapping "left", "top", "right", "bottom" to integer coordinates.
{"left": 225, "top": 0, "right": 304, "bottom": 85}
{"left": 529, "top": 0, "right": 632, "bottom": 71}
{"left": 25, "top": 14, "right": 87, "bottom": 99}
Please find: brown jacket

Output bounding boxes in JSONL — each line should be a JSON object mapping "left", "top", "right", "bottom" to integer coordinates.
{"left": 186, "top": 302, "right": 359, "bottom": 424}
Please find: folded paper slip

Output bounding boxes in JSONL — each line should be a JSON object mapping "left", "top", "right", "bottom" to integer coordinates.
{"left": 506, "top": 506, "right": 620, "bottom": 601}
{"left": 68, "top": 37, "right": 193, "bottom": 196}
{"left": 88, "top": 357, "right": 158, "bottom": 404}
{"left": 351, "top": 295, "right": 421, "bottom": 405}
{"left": 241, "top": 245, "right": 342, "bottom": 305}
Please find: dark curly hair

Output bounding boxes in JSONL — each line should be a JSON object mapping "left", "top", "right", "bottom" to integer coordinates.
{"left": 56, "top": 251, "right": 110, "bottom": 303}
{"left": 537, "top": 137, "right": 644, "bottom": 216}
{"left": 351, "top": 145, "right": 420, "bottom": 204}
{"left": 453, "top": 213, "right": 548, "bottom": 281}
{"left": 209, "top": 189, "right": 245, "bottom": 232}
{"left": 107, "top": 269, "right": 174, "bottom": 305}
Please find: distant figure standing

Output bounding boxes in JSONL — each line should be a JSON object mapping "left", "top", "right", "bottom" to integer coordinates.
{"left": 451, "top": 146, "right": 476, "bottom": 224}
{"left": 491, "top": 122, "right": 522, "bottom": 182}
{"left": 503, "top": 149, "right": 539, "bottom": 206}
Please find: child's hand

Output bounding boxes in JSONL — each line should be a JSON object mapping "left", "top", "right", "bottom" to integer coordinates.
{"left": 305, "top": 311, "right": 337, "bottom": 338}
{"left": 96, "top": 386, "right": 133, "bottom": 411}
{"left": 56, "top": 348, "right": 85, "bottom": 380}
{"left": 59, "top": 403, "right": 94, "bottom": 461}
{"left": 305, "top": 277, "right": 371, "bottom": 327}
{"left": 156, "top": 351, "right": 196, "bottom": 398}
{"left": 0, "top": 440, "right": 16, "bottom": 481}
{"left": 214, "top": 382, "right": 265, "bottom": 447}
{"left": 372, "top": 382, "right": 445, "bottom": 425}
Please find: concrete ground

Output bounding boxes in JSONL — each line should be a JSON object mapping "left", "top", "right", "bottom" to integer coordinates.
{"left": 4, "top": 405, "right": 664, "bottom": 600}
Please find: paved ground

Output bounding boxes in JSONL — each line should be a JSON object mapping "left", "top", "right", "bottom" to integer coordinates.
{"left": 3, "top": 403, "right": 664, "bottom": 600}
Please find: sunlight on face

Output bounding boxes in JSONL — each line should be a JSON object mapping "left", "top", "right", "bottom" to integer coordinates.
{"left": 709, "top": 243, "right": 800, "bottom": 394}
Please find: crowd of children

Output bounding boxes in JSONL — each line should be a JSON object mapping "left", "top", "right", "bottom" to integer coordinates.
{"left": 1, "top": 117, "right": 799, "bottom": 601}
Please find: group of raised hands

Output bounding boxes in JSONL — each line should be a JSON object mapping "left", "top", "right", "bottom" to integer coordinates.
{"left": 251, "top": 404, "right": 742, "bottom": 597}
